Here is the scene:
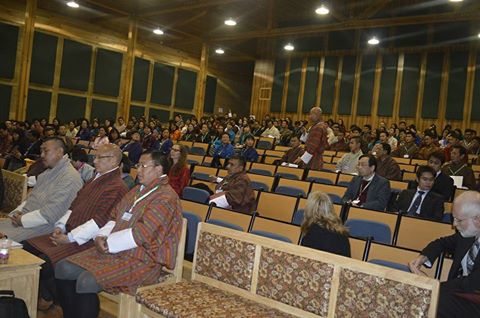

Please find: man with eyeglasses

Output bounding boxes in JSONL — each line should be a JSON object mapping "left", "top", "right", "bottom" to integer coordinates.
{"left": 0, "top": 137, "right": 83, "bottom": 242}
{"left": 22, "top": 143, "right": 128, "bottom": 312}
{"left": 55, "top": 150, "right": 182, "bottom": 318}
{"left": 409, "top": 191, "right": 480, "bottom": 317}
{"left": 392, "top": 165, "right": 444, "bottom": 221}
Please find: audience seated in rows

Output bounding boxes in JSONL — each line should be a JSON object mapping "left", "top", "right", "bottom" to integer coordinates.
{"left": 372, "top": 143, "right": 402, "bottom": 181}
{"left": 335, "top": 136, "right": 363, "bottom": 174}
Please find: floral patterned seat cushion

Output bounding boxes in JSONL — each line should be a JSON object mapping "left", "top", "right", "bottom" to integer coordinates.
{"left": 194, "top": 231, "right": 256, "bottom": 290}
{"left": 136, "top": 281, "right": 296, "bottom": 318}
{"left": 256, "top": 247, "right": 334, "bottom": 316}
{"left": 335, "top": 268, "right": 433, "bottom": 317}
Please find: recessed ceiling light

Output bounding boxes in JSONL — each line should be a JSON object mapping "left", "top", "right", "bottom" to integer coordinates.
{"left": 66, "top": 1, "right": 79, "bottom": 8}
{"left": 224, "top": 18, "right": 237, "bottom": 26}
{"left": 284, "top": 43, "right": 294, "bottom": 51}
{"left": 215, "top": 48, "right": 225, "bottom": 54}
{"left": 153, "top": 28, "right": 164, "bottom": 35}
{"left": 368, "top": 37, "right": 380, "bottom": 45}
{"left": 448, "top": 0, "right": 463, "bottom": 2}
{"left": 478, "top": 33, "right": 480, "bottom": 38}
{"left": 315, "top": 5, "right": 330, "bottom": 15}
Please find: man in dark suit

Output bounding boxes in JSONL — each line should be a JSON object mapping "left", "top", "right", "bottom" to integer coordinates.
{"left": 409, "top": 191, "right": 480, "bottom": 317}
{"left": 393, "top": 165, "right": 445, "bottom": 221}
{"left": 341, "top": 154, "right": 391, "bottom": 211}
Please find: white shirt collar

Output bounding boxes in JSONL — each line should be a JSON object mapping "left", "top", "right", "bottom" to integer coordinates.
{"left": 363, "top": 173, "right": 375, "bottom": 181}
{"left": 93, "top": 167, "right": 119, "bottom": 181}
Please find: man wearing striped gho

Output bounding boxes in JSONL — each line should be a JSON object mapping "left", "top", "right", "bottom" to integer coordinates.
{"left": 54, "top": 150, "right": 183, "bottom": 318}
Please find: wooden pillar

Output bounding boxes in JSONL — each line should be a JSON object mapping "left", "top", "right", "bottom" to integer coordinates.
{"left": 392, "top": 53, "right": 404, "bottom": 124}
{"left": 120, "top": 17, "right": 137, "bottom": 121}
{"left": 296, "top": 57, "right": 308, "bottom": 121}
{"left": 194, "top": 43, "right": 208, "bottom": 119}
{"left": 16, "top": 0, "right": 36, "bottom": 120}
{"left": 249, "top": 59, "right": 275, "bottom": 120}
{"left": 370, "top": 52, "right": 382, "bottom": 128}
{"left": 463, "top": 49, "right": 476, "bottom": 131}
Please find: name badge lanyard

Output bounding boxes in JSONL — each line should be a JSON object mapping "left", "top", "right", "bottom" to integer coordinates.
{"left": 122, "top": 186, "right": 159, "bottom": 221}
{"left": 356, "top": 180, "right": 372, "bottom": 200}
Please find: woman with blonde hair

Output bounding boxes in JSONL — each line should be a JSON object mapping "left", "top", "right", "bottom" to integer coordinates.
{"left": 300, "top": 191, "right": 351, "bottom": 257}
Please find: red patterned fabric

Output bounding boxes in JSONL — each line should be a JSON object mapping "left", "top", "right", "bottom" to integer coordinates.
{"left": 168, "top": 166, "right": 190, "bottom": 195}
{"left": 305, "top": 122, "right": 328, "bottom": 170}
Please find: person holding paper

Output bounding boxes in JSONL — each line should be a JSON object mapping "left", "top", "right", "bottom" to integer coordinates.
{"left": 209, "top": 155, "right": 256, "bottom": 213}
{"left": 294, "top": 107, "right": 328, "bottom": 170}
{"left": 409, "top": 191, "right": 480, "bottom": 317}
{"left": 0, "top": 137, "right": 83, "bottom": 242}
{"left": 55, "top": 150, "right": 182, "bottom": 318}
{"left": 23, "top": 143, "right": 128, "bottom": 311}
{"left": 442, "top": 145, "right": 476, "bottom": 190}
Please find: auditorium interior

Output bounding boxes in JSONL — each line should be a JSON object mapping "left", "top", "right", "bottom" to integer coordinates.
{"left": 1, "top": 0, "right": 480, "bottom": 317}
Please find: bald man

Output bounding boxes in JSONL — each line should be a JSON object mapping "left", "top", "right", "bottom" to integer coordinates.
{"left": 294, "top": 107, "right": 328, "bottom": 170}
{"left": 409, "top": 191, "right": 480, "bottom": 317}
{"left": 23, "top": 143, "right": 129, "bottom": 310}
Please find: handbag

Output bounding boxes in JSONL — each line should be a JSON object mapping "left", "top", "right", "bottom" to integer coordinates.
{"left": 0, "top": 290, "right": 30, "bottom": 318}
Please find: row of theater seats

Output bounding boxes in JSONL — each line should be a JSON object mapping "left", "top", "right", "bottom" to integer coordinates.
{"left": 179, "top": 198, "right": 453, "bottom": 282}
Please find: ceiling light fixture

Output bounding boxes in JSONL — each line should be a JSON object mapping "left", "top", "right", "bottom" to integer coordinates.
{"left": 368, "top": 37, "right": 380, "bottom": 45}
{"left": 478, "top": 32, "right": 480, "bottom": 38}
{"left": 284, "top": 43, "right": 295, "bottom": 51}
{"left": 448, "top": 0, "right": 463, "bottom": 2}
{"left": 224, "top": 18, "right": 237, "bottom": 26}
{"left": 153, "top": 28, "right": 164, "bottom": 35}
{"left": 315, "top": 5, "right": 330, "bottom": 15}
{"left": 215, "top": 48, "right": 225, "bottom": 54}
{"left": 66, "top": 1, "right": 79, "bottom": 8}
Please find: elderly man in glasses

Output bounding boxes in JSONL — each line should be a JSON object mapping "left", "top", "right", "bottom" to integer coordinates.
{"left": 55, "top": 150, "right": 182, "bottom": 318}
{"left": 409, "top": 191, "right": 480, "bottom": 317}
{"left": 21, "top": 143, "right": 128, "bottom": 311}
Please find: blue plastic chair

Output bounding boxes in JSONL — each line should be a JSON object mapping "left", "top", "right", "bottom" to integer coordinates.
{"left": 328, "top": 193, "right": 342, "bottom": 204}
{"left": 345, "top": 219, "right": 392, "bottom": 244}
{"left": 187, "top": 159, "right": 200, "bottom": 165}
{"left": 306, "top": 177, "right": 334, "bottom": 185}
{"left": 251, "top": 181, "right": 269, "bottom": 192}
{"left": 189, "top": 147, "right": 206, "bottom": 156}
{"left": 337, "top": 181, "right": 350, "bottom": 187}
{"left": 275, "top": 186, "right": 305, "bottom": 197}
{"left": 191, "top": 172, "right": 211, "bottom": 181}
{"left": 182, "top": 186, "right": 210, "bottom": 204}
{"left": 182, "top": 211, "right": 202, "bottom": 255}
{"left": 442, "top": 213, "right": 452, "bottom": 224}
{"left": 257, "top": 140, "right": 273, "bottom": 150}
{"left": 368, "top": 259, "right": 410, "bottom": 272}
{"left": 206, "top": 219, "right": 243, "bottom": 231}
{"left": 250, "top": 230, "right": 291, "bottom": 243}
{"left": 275, "top": 172, "right": 299, "bottom": 180}
{"left": 292, "top": 209, "right": 304, "bottom": 226}
{"left": 249, "top": 168, "right": 273, "bottom": 176}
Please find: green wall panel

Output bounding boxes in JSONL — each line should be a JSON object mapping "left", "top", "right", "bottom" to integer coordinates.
{"left": 271, "top": 59, "right": 286, "bottom": 113}
{"left": 129, "top": 105, "right": 145, "bottom": 120}
{"left": 338, "top": 56, "right": 356, "bottom": 115}
{"left": 320, "top": 56, "right": 338, "bottom": 114}
{"left": 357, "top": 55, "right": 376, "bottom": 116}
{"left": 399, "top": 54, "right": 420, "bottom": 118}
{"left": 0, "top": 22, "right": 19, "bottom": 79}
{"left": 149, "top": 108, "right": 170, "bottom": 122}
{"left": 56, "top": 94, "right": 86, "bottom": 123}
{"left": 93, "top": 48, "right": 122, "bottom": 97}
{"left": 422, "top": 52, "right": 444, "bottom": 119}
{"left": 302, "top": 58, "right": 319, "bottom": 113}
{"left": 377, "top": 54, "right": 397, "bottom": 117}
{"left": 175, "top": 68, "right": 197, "bottom": 110}
{"left": 204, "top": 75, "right": 217, "bottom": 114}
{"left": 26, "top": 89, "right": 51, "bottom": 121}
{"left": 471, "top": 52, "right": 480, "bottom": 121}
{"left": 131, "top": 57, "right": 150, "bottom": 102}
{"left": 60, "top": 39, "right": 92, "bottom": 91}
{"left": 445, "top": 52, "right": 468, "bottom": 121}
{"left": 151, "top": 62, "right": 174, "bottom": 105}
{"left": 30, "top": 32, "right": 57, "bottom": 86}
{"left": 285, "top": 58, "right": 302, "bottom": 113}
{"left": 91, "top": 99, "right": 117, "bottom": 121}
{"left": 0, "top": 84, "right": 12, "bottom": 122}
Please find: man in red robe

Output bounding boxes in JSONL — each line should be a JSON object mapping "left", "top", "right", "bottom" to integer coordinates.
{"left": 295, "top": 106, "right": 328, "bottom": 170}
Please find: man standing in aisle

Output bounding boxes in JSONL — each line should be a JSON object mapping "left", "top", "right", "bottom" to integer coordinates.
{"left": 294, "top": 106, "right": 328, "bottom": 170}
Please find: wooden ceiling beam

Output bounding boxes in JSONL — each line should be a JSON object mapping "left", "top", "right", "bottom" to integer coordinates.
{"left": 82, "top": 0, "right": 130, "bottom": 16}
{"left": 358, "top": 0, "right": 392, "bottom": 19}
{"left": 140, "top": 0, "right": 245, "bottom": 17}
{"left": 210, "top": 11, "right": 480, "bottom": 42}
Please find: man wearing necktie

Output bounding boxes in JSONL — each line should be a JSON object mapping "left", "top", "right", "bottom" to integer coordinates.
{"left": 393, "top": 165, "right": 445, "bottom": 221}
{"left": 409, "top": 191, "right": 480, "bottom": 317}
